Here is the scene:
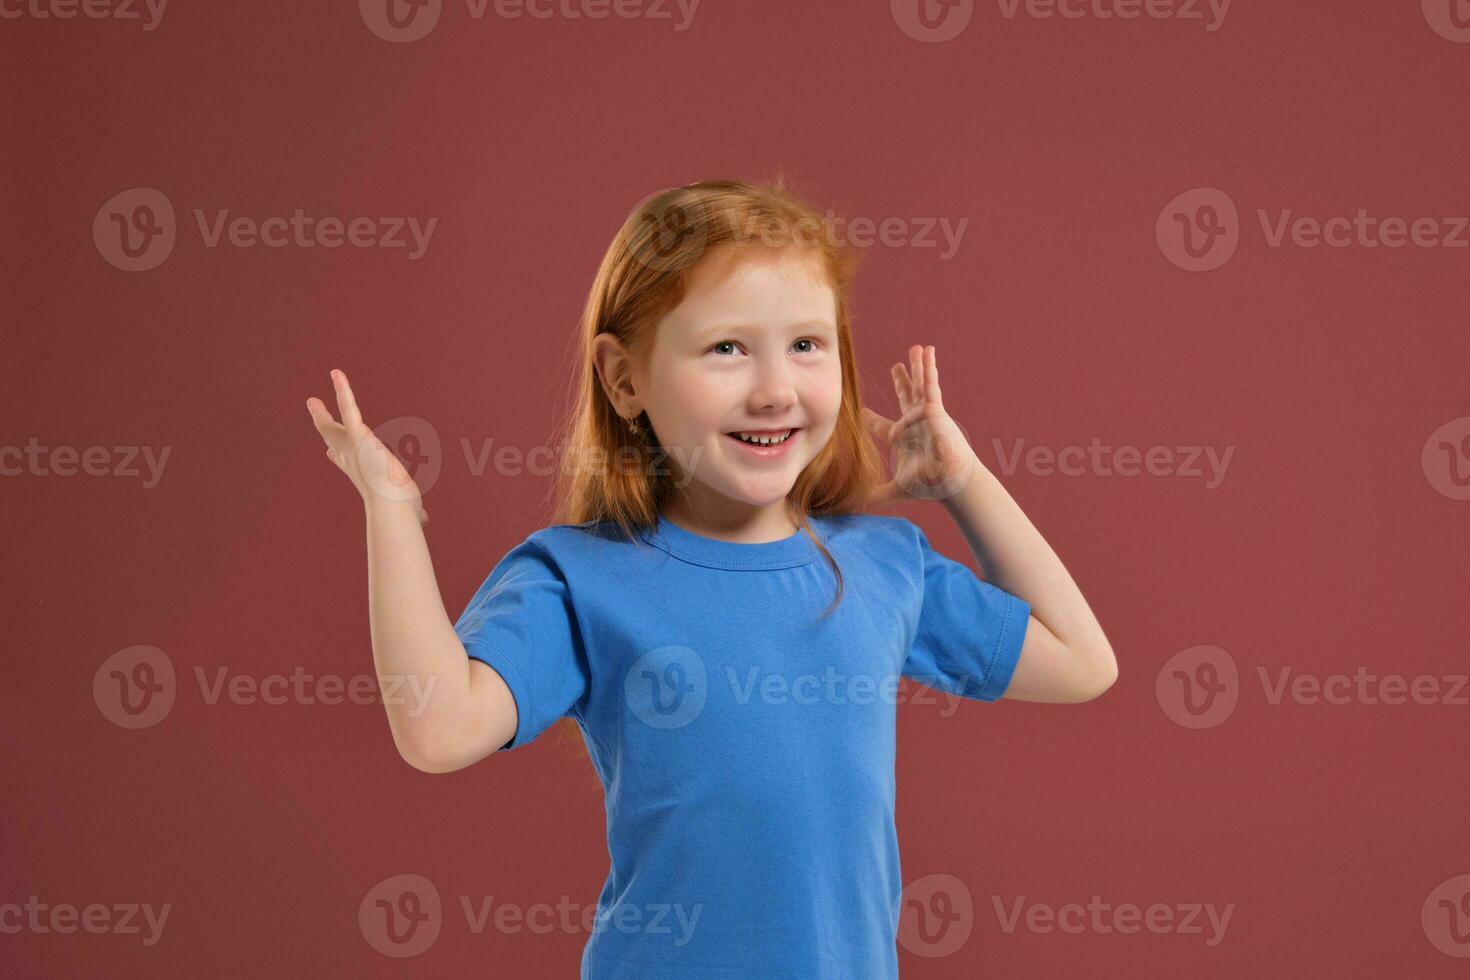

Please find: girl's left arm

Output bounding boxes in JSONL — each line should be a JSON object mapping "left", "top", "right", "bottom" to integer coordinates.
{"left": 942, "top": 456, "right": 1118, "bottom": 704}
{"left": 866, "top": 344, "right": 1117, "bottom": 704}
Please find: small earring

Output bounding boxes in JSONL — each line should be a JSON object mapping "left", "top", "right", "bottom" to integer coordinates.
{"left": 626, "top": 415, "right": 642, "bottom": 436}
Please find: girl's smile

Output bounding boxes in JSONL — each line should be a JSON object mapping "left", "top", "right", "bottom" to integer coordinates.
{"left": 724, "top": 427, "right": 801, "bottom": 459}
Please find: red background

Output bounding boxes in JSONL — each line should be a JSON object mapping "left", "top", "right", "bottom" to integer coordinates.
{"left": 4, "top": 0, "right": 1469, "bottom": 975}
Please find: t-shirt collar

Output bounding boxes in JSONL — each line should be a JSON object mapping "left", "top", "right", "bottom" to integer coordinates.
{"left": 636, "top": 513, "right": 822, "bottom": 571}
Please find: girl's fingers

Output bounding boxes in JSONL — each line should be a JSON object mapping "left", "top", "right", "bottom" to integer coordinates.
{"left": 306, "top": 397, "right": 332, "bottom": 429}
{"left": 332, "top": 369, "right": 364, "bottom": 429}
{"left": 889, "top": 348, "right": 946, "bottom": 412}
{"left": 897, "top": 345, "right": 941, "bottom": 407}
{"left": 307, "top": 399, "right": 345, "bottom": 446}
{"left": 891, "top": 363, "right": 912, "bottom": 413}
{"left": 890, "top": 401, "right": 927, "bottom": 440}
{"left": 307, "top": 400, "right": 348, "bottom": 448}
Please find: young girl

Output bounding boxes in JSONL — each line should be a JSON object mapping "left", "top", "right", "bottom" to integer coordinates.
{"left": 307, "top": 178, "right": 1117, "bottom": 977}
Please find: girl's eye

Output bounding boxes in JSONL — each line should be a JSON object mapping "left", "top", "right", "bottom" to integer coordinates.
{"left": 710, "top": 339, "right": 821, "bottom": 356}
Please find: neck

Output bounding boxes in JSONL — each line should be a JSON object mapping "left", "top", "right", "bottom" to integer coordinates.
{"left": 660, "top": 496, "right": 799, "bottom": 544}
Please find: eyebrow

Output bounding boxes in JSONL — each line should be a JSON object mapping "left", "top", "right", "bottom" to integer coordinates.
{"left": 697, "top": 320, "right": 837, "bottom": 337}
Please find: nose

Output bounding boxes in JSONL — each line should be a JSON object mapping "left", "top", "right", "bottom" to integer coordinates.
{"left": 747, "top": 348, "right": 797, "bottom": 414}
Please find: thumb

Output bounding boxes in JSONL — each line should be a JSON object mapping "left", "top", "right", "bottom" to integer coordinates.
{"left": 862, "top": 407, "right": 895, "bottom": 445}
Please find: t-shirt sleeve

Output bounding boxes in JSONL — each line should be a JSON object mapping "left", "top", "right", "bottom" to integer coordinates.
{"left": 451, "top": 537, "right": 590, "bottom": 752}
{"left": 901, "top": 523, "right": 1031, "bottom": 702}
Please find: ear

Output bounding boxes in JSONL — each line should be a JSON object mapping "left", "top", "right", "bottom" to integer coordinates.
{"left": 592, "top": 333, "right": 641, "bottom": 418}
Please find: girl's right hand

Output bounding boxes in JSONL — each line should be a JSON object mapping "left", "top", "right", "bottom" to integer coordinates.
{"left": 306, "top": 369, "right": 428, "bottom": 526}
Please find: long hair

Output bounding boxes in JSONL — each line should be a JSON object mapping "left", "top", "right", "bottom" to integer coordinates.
{"left": 541, "top": 174, "right": 888, "bottom": 751}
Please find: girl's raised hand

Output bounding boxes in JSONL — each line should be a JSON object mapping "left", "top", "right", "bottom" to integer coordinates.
{"left": 862, "top": 344, "right": 977, "bottom": 507}
{"left": 306, "top": 369, "right": 428, "bottom": 526}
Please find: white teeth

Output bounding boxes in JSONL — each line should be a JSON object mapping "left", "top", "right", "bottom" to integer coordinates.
{"left": 734, "top": 430, "right": 791, "bottom": 446}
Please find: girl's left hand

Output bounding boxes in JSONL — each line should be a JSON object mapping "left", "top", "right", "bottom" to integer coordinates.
{"left": 862, "top": 344, "right": 978, "bottom": 506}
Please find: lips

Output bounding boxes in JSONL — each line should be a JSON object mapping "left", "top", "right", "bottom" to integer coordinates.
{"left": 724, "top": 428, "right": 799, "bottom": 437}
{"left": 725, "top": 428, "right": 799, "bottom": 443}
{"left": 724, "top": 429, "right": 801, "bottom": 459}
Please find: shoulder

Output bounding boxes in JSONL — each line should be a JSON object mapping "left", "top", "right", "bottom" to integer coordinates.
{"left": 816, "top": 511, "right": 923, "bottom": 552}
{"left": 813, "top": 513, "right": 933, "bottom": 585}
{"left": 506, "top": 519, "right": 650, "bottom": 572}
{"left": 521, "top": 520, "right": 604, "bottom": 549}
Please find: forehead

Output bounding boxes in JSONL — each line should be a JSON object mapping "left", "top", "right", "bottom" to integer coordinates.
{"left": 662, "top": 247, "right": 836, "bottom": 330}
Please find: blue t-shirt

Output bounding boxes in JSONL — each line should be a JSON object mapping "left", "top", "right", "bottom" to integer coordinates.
{"left": 451, "top": 511, "right": 1031, "bottom": 978}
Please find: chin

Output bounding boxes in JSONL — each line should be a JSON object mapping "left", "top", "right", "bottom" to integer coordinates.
{"left": 715, "top": 478, "right": 799, "bottom": 507}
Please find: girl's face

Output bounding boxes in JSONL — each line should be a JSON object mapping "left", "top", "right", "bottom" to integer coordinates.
{"left": 620, "top": 246, "right": 844, "bottom": 533}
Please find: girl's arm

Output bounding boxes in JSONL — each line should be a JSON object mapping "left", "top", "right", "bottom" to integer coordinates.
{"left": 308, "top": 369, "right": 517, "bottom": 772}
{"left": 365, "top": 497, "right": 519, "bottom": 771}
{"left": 865, "top": 345, "right": 1117, "bottom": 704}
{"left": 942, "top": 458, "right": 1118, "bottom": 703}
